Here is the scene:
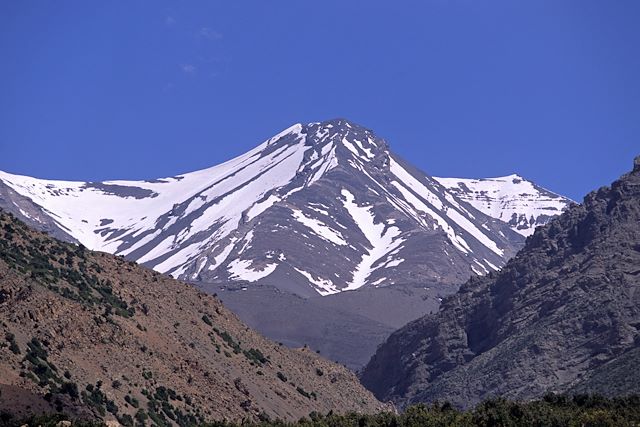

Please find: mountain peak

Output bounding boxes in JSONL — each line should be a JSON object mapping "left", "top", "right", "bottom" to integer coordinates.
{"left": 300, "top": 119, "right": 389, "bottom": 166}
{"left": 265, "top": 119, "right": 385, "bottom": 159}
{"left": 0, "top": 120, "right": 571, "bottom": 297}
{"left": 506, "top": 173, "right": 524, "bottom": 181}
{"left": 435, "top": 174, "right": 573, "bottom": 237}
{"left": 311, "top": 117, "right": 367, "bottom": 129}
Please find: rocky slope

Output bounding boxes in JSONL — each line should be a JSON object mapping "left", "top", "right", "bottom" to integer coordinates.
{"left": 206, "top": 282, "right": 448, "bottom": 370}
{"left": 0, "top": 210, "right": 387, "bottom": 424}
{"left": 361, "top": 156, "right": 640, "bottom": 409}
{"left": 0, "top": 119, "right": 566, "bottom": 297}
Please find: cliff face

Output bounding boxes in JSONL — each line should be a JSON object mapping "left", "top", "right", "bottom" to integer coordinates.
{"left": 361, "top": 156, "right": 640, "bottom": 409}
{"left": 0, "top": 211, "right": 387, "bottom": 424}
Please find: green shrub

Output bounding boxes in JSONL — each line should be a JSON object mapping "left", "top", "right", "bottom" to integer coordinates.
{"left": 243, "top": 348, "right": 268, "bottom": 365}
{"left": 201, "top": 314, "right": 213, "bottom": 326}
{"left": 5, "top": 333, "right": 20, "bottom": 355}
{"left": 296, "top": 386, "right": 311, "bottom": 399}
{"left": 125, "top": 394, "right": 139, "bottom": 408}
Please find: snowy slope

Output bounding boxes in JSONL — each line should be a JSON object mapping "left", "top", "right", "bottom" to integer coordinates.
{"left": 0, "top": 124, "right": 306, "bottom": 251}
{"left": 0, "top": 119, "right": 567, "bottom": 296}
{"left": 434, "top": 175, "right": 573, "bottom": 236}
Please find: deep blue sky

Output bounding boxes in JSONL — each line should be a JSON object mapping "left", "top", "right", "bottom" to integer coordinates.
{"left": 1, "top": 1, "right": 638, "bottom": 201}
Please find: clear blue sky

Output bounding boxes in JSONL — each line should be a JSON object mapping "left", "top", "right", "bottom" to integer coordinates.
{"left": 1, "top": 1, "right": 638, "bottom": 201}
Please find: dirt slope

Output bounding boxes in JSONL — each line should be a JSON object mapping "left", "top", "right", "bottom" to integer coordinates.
{"left": 0, "top": 211, "right": 387, "bottom": 425}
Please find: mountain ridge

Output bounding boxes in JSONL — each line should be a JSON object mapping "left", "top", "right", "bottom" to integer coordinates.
{"left": 360, "top": 155, "right": 640, "bottom": 408}
{"left": 434, "top": 174, "right": 573, "bottom": 236}
{"left": 0, "top": 119, "right": 570, "bottom": 298}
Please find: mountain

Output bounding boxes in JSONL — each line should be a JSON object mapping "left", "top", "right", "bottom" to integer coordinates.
{"left": 206, "top": 282, "right": 448, "bottom": 370}
{"left": 0, "top": 119, "right": 573, "bottom": 372}
{"left": 434, "top": 175, "right": 573, "bottom": 236}
{"left": 0, "top": 210, "right": 387, "bottom": 423}
{"left": 0, "top": 119, "right": 571, "bottom": 299}
{"left": 360, "top": 156, "right": 640, "bottom": 409}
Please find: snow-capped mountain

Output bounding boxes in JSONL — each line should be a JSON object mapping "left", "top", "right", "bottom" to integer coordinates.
{"left": 0, "top": 119, "right": 566, "bottom": 296}
{"left": 434, "top": 175, "right": 573, "bottom": 236}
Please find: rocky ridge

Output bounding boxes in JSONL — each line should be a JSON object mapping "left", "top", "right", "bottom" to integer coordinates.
{"left": 0, "top": 119, "right": 573, "bottom": 297}
{"left": 361, "top": 156, "right": 640, "bottom": 409}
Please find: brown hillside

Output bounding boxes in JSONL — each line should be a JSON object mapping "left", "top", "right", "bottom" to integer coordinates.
{"left": 0, "top": 210, "right": 387, "bottom": 425}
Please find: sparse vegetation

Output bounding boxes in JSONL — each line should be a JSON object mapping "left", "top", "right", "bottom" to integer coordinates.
{"left": 5, "top": 332, "right": 20, "bottom": 354}
{"left": 218, "top": 330, "right": 242, "bottom": 354}
{"left": 244, "top": 348, "right": 268, "bottom": 365}
{"left": 202, "top": 314, "right": 213, "bottom": 326}
{"left": 125, "top": 394, "right": 140, "bottom": 408}
{"left": 20, "top": 336, "right": 79, "bottom": 400}
{"left": 81, "top": 382, "right": 112, "bottom": 416}
{"left": 0, "top": 412, "right": 102, "bottom": 427}
{"left": 0, "top": 211, "right": 382, "bottom": 422}
{"left": 207, "top": 395, "right": 640, "bottom": 426}
{"left": 2, "top": 394, "right": 640, "bottom": 426}
{"left": 213, "top": 327, "right": 269, "bottom": 366}
{"left": 295, "top": 386, "right": 313, "bottom": 400}
{"left": 145, "top": 385, "right": 202, "bottom": 427}
{"left": 0, "top": 212, "right": 133, "bottom": 318}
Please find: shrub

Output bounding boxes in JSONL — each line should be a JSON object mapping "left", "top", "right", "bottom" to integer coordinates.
{"left": 5, "top": 333, "right": 20, "bottom": 355}
{"left": 296, "top": 386, "right": 311, "bottom": 399}
{"left": 125, "top": 395, "right": 139, "bottom": 408}
{"left": 243, "top": 348, "right": 268, "bottom": 365}
{"left": 201, "top": 314, "right": 213, "bottom": 326}
{"left": 59, "top": 382, "right": 79, "bottom": 399}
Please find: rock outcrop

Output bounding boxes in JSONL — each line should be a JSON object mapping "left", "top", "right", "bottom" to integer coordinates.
{"left": 361, "top": 156, "right": 640, "bottom": 409}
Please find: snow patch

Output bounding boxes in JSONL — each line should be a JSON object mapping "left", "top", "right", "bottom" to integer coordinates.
{"left": 246, "top": 195, "right": 280, "bottom": 222}
{"left": 227, "top": 259, "right": 277, "bottom": 282}
{"left": 391, "top": 180, "right": 471, "bottom": 254}
{"left": 352, "top": 138, "right": 375, "bottom": 160}
{"left": 370, "top": 277, "right": 386, "bottom": 286}
{"left": 291, "top": 209, "right": 347, "bottom": 246}
{"left": 208, "top": 238, "right": 238, "bottom": 271}
{"left": 294, "top": 268, "right": 340, "bottom": 296}
{"left": 383, "top": 258, "right": 404, "bottom": 268}
{"left": 341, "top": 189, "right": 405, "bottom": 290}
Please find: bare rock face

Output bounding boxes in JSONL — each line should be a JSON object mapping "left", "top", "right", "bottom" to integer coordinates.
{"left": 360, "top": 156, "right": 640, "bottom": 409}
{"left": 0, "top": 211, "right": 388, "bottom": 423}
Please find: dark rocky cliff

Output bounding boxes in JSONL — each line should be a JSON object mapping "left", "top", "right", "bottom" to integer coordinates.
{"left": 361, "top": 156, "right": 640, "bottom": 409}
